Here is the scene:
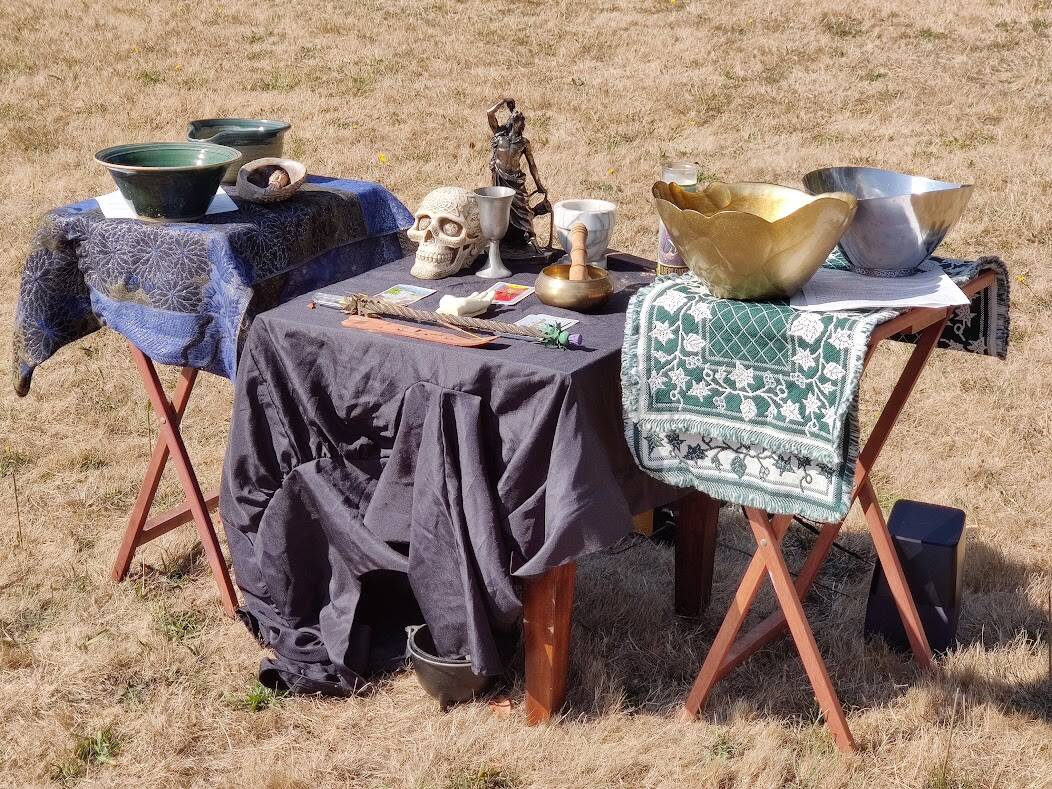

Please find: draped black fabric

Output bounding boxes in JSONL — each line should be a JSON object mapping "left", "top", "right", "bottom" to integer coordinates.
{"left": 220, "top": 255, "right": 679, "bottom": 694}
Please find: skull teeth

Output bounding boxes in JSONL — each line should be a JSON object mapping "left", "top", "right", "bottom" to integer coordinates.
{"left": 411, "top": 242, "right": 463, "bottom": 279}
{"left": 416, "top": 246, "right": 455, "bottom": 263}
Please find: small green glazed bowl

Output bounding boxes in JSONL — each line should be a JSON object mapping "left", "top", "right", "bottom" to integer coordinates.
{"left": 95, "top": 142, "right": 242, "bottom": 221}
{"left": 187, "top": 118, "right": 291, "bottom": 183}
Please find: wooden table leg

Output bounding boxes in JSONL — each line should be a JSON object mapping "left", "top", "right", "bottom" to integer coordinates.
{"left": 118, "top": 344, "right": 239, "bottom": 617}
{"left": 677, "top": 301, "right": 970, "bottom": 749}
{"left": 858, "top": 479, "right": 933, "bottom": 669}
{"left": 715, "top": 518, "right": 842, "bottom": 682}
{"left": 675, "top": 491, "right": 720, "bottom": 617}
{"left": 523, "top": 562, "right": 576, "bottom": 725}
{"left": 849, "top": 318, "right": 946, "bottom": 669}
{"left": 745, "top": 508, "right": 856, "bottom": 753}
{"left": 112, "top": 365, "right": 198, "bottom": 582}
{"left": 680, "top": 514, "right": 792, "bottom": 720}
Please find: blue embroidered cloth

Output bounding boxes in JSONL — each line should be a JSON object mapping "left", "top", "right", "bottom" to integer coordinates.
{"left": 622, "top": 253, "right": 1010, "bottom": 522}
{"left": 12, "top": 177, "right": 413, "bottom": 395}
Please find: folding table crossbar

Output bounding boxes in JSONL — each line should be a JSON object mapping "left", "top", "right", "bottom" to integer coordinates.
{"left": 110, "top": 342, "right": 238, "bottom": 616}
{"left": 678, "top": 270, "right": 997, "bottom": 752}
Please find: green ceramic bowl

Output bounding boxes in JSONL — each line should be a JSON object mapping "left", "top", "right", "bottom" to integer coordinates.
{"left": 187, "top": 118, "right": 291, "bottom": 183}
{"left": 95, "top": 142, "right": 242, "bottom": 221}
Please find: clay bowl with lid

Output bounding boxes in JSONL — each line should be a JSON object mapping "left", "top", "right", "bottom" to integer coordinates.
{"left": 187, "top": 118, "right": 291, "bottom": 183}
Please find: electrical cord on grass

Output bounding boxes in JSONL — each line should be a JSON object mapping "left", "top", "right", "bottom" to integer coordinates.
{"left": 792, "top": 516, "right": 872, "bottom": 565}
{"left": 604, "top": 514, "right": 870, "bottom": 601}
{"left": 713, "top": 540, "right": 861, "bottom": 601}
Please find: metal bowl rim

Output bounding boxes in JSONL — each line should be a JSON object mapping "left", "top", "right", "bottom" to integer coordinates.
{"left": 654, "top": 189, "right": 857, "bottom": 226}
{"left": 406, "top": 624, "right": 472, "bottom": 666}
{"left": 473, "top": 185, "right": 516, "bottom": 199}
{"left": 802, "top": 166, "right": 973, "bottom": 202}
{"left": 538, "top": 263, "right": 611, "bottom": 281}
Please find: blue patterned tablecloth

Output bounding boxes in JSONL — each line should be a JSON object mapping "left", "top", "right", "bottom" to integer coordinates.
{"left": 12, "top": 176, "right": 413, "bottom": 395}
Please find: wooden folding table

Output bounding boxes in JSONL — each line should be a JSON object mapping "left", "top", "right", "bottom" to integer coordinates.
{"left": 673, "top": 270, "right": 997, "bottom": 751}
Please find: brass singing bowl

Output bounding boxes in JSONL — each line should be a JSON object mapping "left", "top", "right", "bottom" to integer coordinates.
{"left": 534, "top": 263, "right": 613, "bottom": 312}
{"left": 653, "top": 181, "right": 858, "bottom": 300}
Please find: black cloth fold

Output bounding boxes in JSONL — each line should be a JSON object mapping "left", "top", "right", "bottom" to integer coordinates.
{"left": 220, "top": 255, "right": 680, "bottom": 693}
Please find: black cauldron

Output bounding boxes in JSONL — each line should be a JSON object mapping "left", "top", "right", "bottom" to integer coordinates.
{"left": 406, "top": 624, "right": 494, "bottom": 710}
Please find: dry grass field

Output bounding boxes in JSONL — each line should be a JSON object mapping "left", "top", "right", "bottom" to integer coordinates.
{"left": 1, "top": 0, "right": 1051, "bottom": 786}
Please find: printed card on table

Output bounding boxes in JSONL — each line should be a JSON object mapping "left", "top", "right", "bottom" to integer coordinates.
{"left": 375, "top": 284, "right": 436, "bottom": 306}
{"left": 483, "top": 282, "right": 534, "bottom": 306}
{"left": 514, "top": 313, "right": 579, "bottom": 330}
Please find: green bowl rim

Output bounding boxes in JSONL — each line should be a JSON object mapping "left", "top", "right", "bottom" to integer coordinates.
{"left": 187, "top": 117, "right": 290, "bottom": 129}
{"left": 187, "top": 117, "right": 292, "bottom": 133}
{"left": 94, "top": 141, "right": 243, "bottom": 173}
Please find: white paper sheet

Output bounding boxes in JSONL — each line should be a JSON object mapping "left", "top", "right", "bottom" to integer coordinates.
{"left": 94, "top": 187, "right": 237, "bottom": 219}
{"left": 790, "top": 263, "right": 970, "bottom": 312}
{"left": 514, "top": 313, "right": 579, "bottom": 329}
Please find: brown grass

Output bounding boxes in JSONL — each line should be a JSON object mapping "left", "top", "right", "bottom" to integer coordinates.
{"left": 1, "top": 0, "right": 1051, "bottom": 786}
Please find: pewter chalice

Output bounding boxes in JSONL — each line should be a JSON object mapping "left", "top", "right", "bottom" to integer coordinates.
{"left": 473, "top": 186, "right": 515, "bottom": 278}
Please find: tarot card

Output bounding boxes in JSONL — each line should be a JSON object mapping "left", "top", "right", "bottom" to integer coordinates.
{"left": 513, "top": 313, "right": 579, "bottom": 330}
{"left": 375, "top": 284, "right": 436, "bottom": 306}
{"left": 483, "top": 282, "right": 535, "bottom": 306}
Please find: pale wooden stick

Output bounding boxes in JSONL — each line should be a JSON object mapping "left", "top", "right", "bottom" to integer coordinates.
{"left": 12, "top": 470, "right": 23, "bottom": 550}
{"left": 937, "top": 688, "right": 961, "bottom": 787}
{"left": 313, "top": 292, "right": 583, "bottom": 348}
{"left": 351, "top": 295, "right": 548, "bottom": 339}
{"left": 569, "top": 223, "right": 588, "bottom": 282}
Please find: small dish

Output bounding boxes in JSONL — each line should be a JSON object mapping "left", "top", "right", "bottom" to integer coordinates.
{"left": 235, "top": 158, "right": 306, "bottom": 203}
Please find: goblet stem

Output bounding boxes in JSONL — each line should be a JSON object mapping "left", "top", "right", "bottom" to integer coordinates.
{"left": 476, "top": 239, "right": 511, "bottom": 279}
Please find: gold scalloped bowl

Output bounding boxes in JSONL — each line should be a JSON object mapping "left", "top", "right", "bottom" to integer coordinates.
{"left": 653, "top": 181, "right": 858, "bottom": 300}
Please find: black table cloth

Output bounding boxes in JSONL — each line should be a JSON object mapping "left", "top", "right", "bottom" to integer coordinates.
{"left": 220, "top": 253, "right": 679, "bottom": 695}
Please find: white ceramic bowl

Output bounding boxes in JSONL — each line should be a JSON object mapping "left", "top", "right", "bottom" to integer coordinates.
{"left": 553, "top": 199, "right": 616, "bottom": 267}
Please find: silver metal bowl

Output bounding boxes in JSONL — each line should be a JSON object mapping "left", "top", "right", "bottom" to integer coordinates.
{"left": 802, "top": 167, "right": 973, "bottom": 277}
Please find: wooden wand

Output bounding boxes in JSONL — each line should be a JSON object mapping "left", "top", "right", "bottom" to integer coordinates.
{"left": 311, "top": 292, "right": 583, "bottom": 349}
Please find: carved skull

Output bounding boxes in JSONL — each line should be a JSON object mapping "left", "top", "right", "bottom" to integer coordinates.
{"left": 408, "top": 187, "right": 485, "bottom": 279}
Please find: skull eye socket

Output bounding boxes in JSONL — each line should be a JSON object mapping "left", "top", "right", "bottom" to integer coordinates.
{"left": 415, "top": 215, "right": 431, "bottom": 231}
{"left": 441, "top": 220, "right": 462, "bottom": 236}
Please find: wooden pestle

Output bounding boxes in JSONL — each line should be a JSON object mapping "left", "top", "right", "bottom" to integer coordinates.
{"left": 569, "top": 223, "right": 589, "bottom": 282}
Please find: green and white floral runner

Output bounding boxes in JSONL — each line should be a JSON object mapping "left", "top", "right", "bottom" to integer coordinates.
{"left": 621, "top": 253, "right": 1009, "bottom": 522}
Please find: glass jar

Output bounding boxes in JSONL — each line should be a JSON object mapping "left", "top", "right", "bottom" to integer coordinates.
{"left": 657, "top": 160, "right": 700, "bottom": 274}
